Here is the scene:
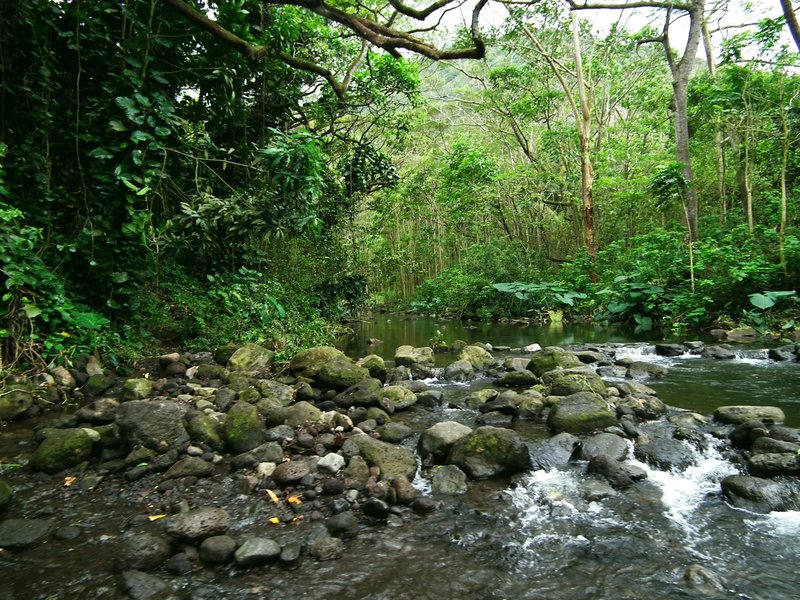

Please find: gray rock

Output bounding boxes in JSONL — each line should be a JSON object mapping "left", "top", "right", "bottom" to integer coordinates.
{"left": 348, "top": 434, "right": 417, "bottom": 480}
{"left": 614, "top": 394, "right": 667, "bottom": 421}
{"left": 702, "top": 345, "right": 736, "bottom": 360}
{"left": 234, "top": 537, "right": 281, "bottom": 566}
{"left": 283, "top": 401, "right": 324, "bottom": 427}
{"left": 627, "top": 361, "right": 668, "bottom": 381}
{"left": 116, "top": 400, "right": 188, "bottom": 451}
{"left": 122, "top": 378, "right": 154, "bottom": 401}
{"left": 164, "top": 507, "right": 230, "bottom": 542}
{"left": 317, "top": 452, "right": 346, "bottom": 474}
{"left": 458, "top": 345, "right": 494, "bottom": 369}
{"left": 575, "top": 350, "right": 604, "bottom": 364}
{"left": 121, "top": 570, "right": 170, "bottom": 600}
{"left": 465, "top": 388, "right": 498, "bottom": 409}
{"left": 768, "top": 346, "right": 796, "bottom": 362}
{"left": 503, "top": 357, "right": 532, "bottom": 372}
{"left": 655, "top": 343, "right": 685, "bottom": 357}
{"left": 392, "top": 475, "right": 417, "bottom": 505}
{"left": 714, "top": 405, "right": 785, "bottom": 425}
{"left": 186, "top": 414, "right": 223, "bottom": 451}
{"left": 497, "top": 370, "right": 538, "bottom": 388}
{"left": 333, "top": 378, "right": 384, "bottom": 409}
{"left": 117, "top": 533, "right": 172, "bottom": 571}
{"left": 272, "top": 460, "right": 311, "bottom": 483}
{"left": 448, "top": 426, "right": 532, "bottom": 480}
{"left": 634, "top": 427, "right": 695, "bottom": 471}
{"left": 289, "top": 346, "right": 348, "bottom": 379}
{"left": 394, "top": 345, "right": 434, "bottom": 368}
{"left": 377, "top": 385, "right": 417, "bottom": 411}
{"left": 343, "top": 455, "right": 370, "bottom": 488}
{"left": 50, "top": 365, "right": 77, "bottom": 388}
{"left": 228, "top": 343, "right": 274, "bottom": 372}
{"left": 162, "top": 456, "right": 214, "bottom": 480}
{"left": 326, "top": 511, "right": 359, "bottom": 539}
{"left": 579, "top": 432, "right": 628, "bottom": 462}
{"left": 376, "top": 422, "right": 413, "bottom": 443}
{"left": 587, "top": 455, "right": 641, "bottom": 489}
{"left": 543, "top": 369, "right": 605, "bottom": 396}
{"left": 254, "top": 379, "right": 294, "bottom": 406}
{"left": 683, "top": 564, "right": 727, "bottom": 596}
{"left": 530, "top": 432, "right": 579, "bottom": 470}
{"left": 442, "top": 359, "right": 475, "bottom": 382}
{"left": 317, "top": 357, "right": 370, "bottom": 392}
{"left": 747, "top": 452, "right": 800, "bottom": 477}
{"left": 528, "top": 347, "right": 582, "bottom": 376}
{"left": 721, "top": 475, "right": 800, "bottom": 512}
{"left": 75, "top": 398, "right": 120, "bottom": 423}
{"left": 223, "top": 401, "right": 264, "bottom": 453}
{"left": 28, "top": 427, "right": 97, "bottom": 474}
{"left": 199, "top": 535, "right": 236, "bottom": 564}
{"left": 362, "top": 497, "right": 391, "bottom": 519}
{"left": 430, "top": 464, "right": 468, "bottom": 495}
{"left": 668, "top": 412, "right": 709, "bottom": 429}
{"left": 83, "top": 373, "right": 116, "bottom": 396}
{"left": 419, "top": 421, "right": 472, "bottom": 464}
{"left": 358, "top": 355, "right": 388, "bottom": 383}
{"left": 0, "top": 518, "right": 55, "bottom": 549}
{"left": 0, "top": 383, "right": 34, "bottom": 420}
{"left": 308, "top": 536, "right": 344, "bottom": 560}
{"left": 230, "top": 442, "right": 283, "bottom": 470}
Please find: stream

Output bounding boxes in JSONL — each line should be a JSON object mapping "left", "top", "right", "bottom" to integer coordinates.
{"left": 1, "top": 315, "right": 799, "bottom": 599}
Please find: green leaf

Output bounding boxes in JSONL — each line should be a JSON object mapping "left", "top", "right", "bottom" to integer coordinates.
{"left": 21, "top": 304, "right": 42, "bottom": 319}
{"left": 748, "top": 293, "right": 775, "bottom": 310}
{"left": 109, "top": 120, "right": 127, "bottom": 132}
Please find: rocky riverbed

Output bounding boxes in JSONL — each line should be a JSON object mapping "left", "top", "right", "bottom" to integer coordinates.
{"left": 1, "top": 339, "right": 799, "bottom": 599}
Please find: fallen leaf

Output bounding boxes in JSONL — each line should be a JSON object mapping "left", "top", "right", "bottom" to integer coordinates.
{"left": 286, "top": 495, "right": 303, "bottom": 506}
{"left": 291, "top": 515, "right": 304, "bottom": 523}
{"left": 268, "top": 517, "right": 280, "bottom": 524}
{"left": 63, "top": 476, "right": 77, "bottom": 487}
{"left": 148, "top": 514, "right": 167, "bottom": 521}
{"left": 266, "top": 489, "right": 280, "bottom": 504}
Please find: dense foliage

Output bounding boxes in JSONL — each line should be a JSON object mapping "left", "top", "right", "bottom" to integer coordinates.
{"left": 1, "top": 0, "right": 798, "bottom": 372}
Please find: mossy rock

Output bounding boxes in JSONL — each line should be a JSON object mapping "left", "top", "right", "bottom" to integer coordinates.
{"left": 542, "top": 369, "right": 605, "bottom": 396}
{"left": 448, "top": 426, "right": 532, "bottom": 479}
{"left": 195, "top": 363, "right": 229, "bottom": 381}
{"left": 333, "top": 378, "right": 383, "bottom": 409}
{"left": 418, "top": 421, "right": 472, "bottom": 464}
{"left": 465, "top": 389, "right": 498, "bottom": 409}
{"left": 289, "top": 346, "right": 347, "bottom": 379}
{"left": 497, "top": 370, "right": 539, "bottom": 388}
{"left": 223, "top": 401, "right": 264, "bottom": 454}
{"left": 366, "top": 406, "right": 391, "bottom": 423}
{"left": 0, "top": 479, "right": 13, "bottom": 510}
{"left": 0, "top": 383, "right": 35, "bottom": 420}
{"left": 228, "top": 343, "right": 274, "bottom": 372}
{"left": 226, "top": 372, "right": 255, "bottom": 393}
{"left": 213, "top": 344, "right": 239, "bottom": 366}
{"left": 283, "top": 401, "right": 323, "bottom": 427}
{"left": 394, "top": 345, "right": 434, "bottom": 368}
{"left": 187, "top": 414, "right": 223, "bottom": 450}
{"left": 458, "top": 345, "right": 494, "bottom": 369}
{"left": 29, "top": 428, "right": 98, "bottom": 474}
{"left": 547, "top": 392, "right": 617, "bottom": 434}
{"left": 121, "top": 378, "right": 154, "bottom": 401}
{"left": 238, "top": 387, "right": 261, "bottom": 404}
{"left": 358, "top": 354, "right": 387, "bottom": 383}
{"left": 528, "top": 347, "right": 582, "bottom": 377}
{"left": 377, "top": 386, "right": 417, "bottom": 411}
{"left": 83, "top": 374, "right": 116, "bottom": 397}
{"left": 348, "top": 433, "right": 417, "bottom": 480}
{"left": 316, "top": 357, "right": 370, "bottom": 392}
{"left": 254, "top": 380, "right": 295, "bottom": 406}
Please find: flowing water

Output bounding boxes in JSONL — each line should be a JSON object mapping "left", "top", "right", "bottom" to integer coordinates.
{"left": 2, "top": 316, "right": 800, "bottom": 599}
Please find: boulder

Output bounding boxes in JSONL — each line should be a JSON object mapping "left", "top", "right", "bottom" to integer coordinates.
{"left": 317, "top": 453, "right": 345, "bottom": 474}
{"left": 419, "top": 421, "right": 473, "bottom": 464}
{"left": 50, "top": 365, "right": 77, "bottom": 388}
{"left": 376, "top": 422, "right": 413, "bottom": 443}
{"left": 497, "top": 370, "right": 538, "bottom": 388}
{"left": 358, "top": 354, "right": 388, "bottom": 383}
{"left": 614, "top": 394, "right": 667, "bottom": 421}
{"left": 164, "top": 507, "right": 230, "bottom": 543}
{"left": 162, "top": 456, "right": 214, "bottom": 480}
{"left": 254, "top": 380, "right": 294, "bottom": 406}
{"left": 0, "top": 518, "right": 55, "bottom": 549}
{"left": 272, "top": 460, "right": 311, "bottom": 483}
{"left": 530, "top": 432, "right": 579, "bottom": 470}
{"left": 230, "top": 442, "right": 284, "bottom": 470}
{"left": 223, "top": 401, "right": 264, "bottom": 453}
{"left": 116, "top": 400, "right": 188, "bottom": 450}
{"left": 768, "top": 346, "right": 796, "bottom": 362}
{"left": 627, "top": 361, "right": 668, "bottom": 381}
{"left": 117, "top": 533, "right": 172, "bottom": 571}
{"left": 443, "top": 360, "right": 475, "bottom": 382}
{"left": 465, "top": 389, "right": 498, "bottom": 409}
{"left": 121, "top": 378, "right": 154, "bottom": 401}
{"left": 317, "top": 357, "right": 370, "bottom": 392}
{"left": 308, "top": 536, "right": 344, "bottom": 560}
{"left": 458, "top": 345, "right": 494, "bottom": 369}
{"left": 655, "top": 343, "right": 685, "bottom": 357}
{"left": 702, "top": 345, "right": 736, "bottom": 360}
{"left": 227, "top": 343, "right": 274, "bottom": 372}
{"left": 199, "top": 535, "right": 237, "bottom": 565}
{"left": 448, "top": 426, "right": 532, "bottom": 480}
{"left": 83, "top": 373, "right": 116, "bottom": 396}
{"left": 28, "top": 427, "right": 97, "bottom": 474}
{"left": 579, "top": 432, "right": 628, "bottom": 462}
{"left": 747, "top": 452, "right": 800, "bottom": 477}
{"left": 503, "top": 357, "right": 532, "bottom": 372}
{"left": 234, "top": 537, "right": 281, "bottom": 566}
{"left": 75, "top": 398, "right": 120, "bottom": 423}
{"left": 588, "top": 455, "right": 646, "bottom": 489}
{"left": 377, "top": 386, "right": 417, "bottom": 411}
{"left": 547, "top": 392, "right": 617, "bottom": 434}
{"left": 394, "top": 345, "right": 434, "bottom": 368}
{"left": 289, "top": 346, "right": 347, "bottom": 379}
{"left": 283, "top": 401, "right": 324, "bottom": 427}
{"left": 333, "top": 378, "right": 384, "bottom": 409}
{"left": 348, "top": 433, "right": 417, "bottom": 480}
{"left": 714, "top": 405, "right": 785, "bottom": 425}
{"left": 528, "top": 347, "right": 582, "bottom": 376}
{"left": 0, "top": 383, "right": 35, "bottom": 420}
{"left": 634, "top": 427, "right": 695, "bottom": 471}
{"left": 121, "top": 570, "right": 170, "bottom": 600}
{"left": 721, "top": 475, "right": 800, "bottom": 512}
{"left": 542, "top": 369, "right": 605, "bottom": 396}
{"left": 186, "top": 413, "right": 223, "bottom": 451}
{"left": 430, "top": 464, "right": 468, "bottom": 495}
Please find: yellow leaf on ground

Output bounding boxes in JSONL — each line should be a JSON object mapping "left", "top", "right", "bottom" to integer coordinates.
{"left": 148, "top": 514, "right": 167, "bottom": 521}
{"left": 266, "top": 489, "right": 280, "bottom": 504}
{"left": 291, "top": 515, "right": 304, "bottom": 523}
{"left": 268, "top": 517, "right": 280, "bottom": 524}
{"left": 286, "top": 495, "right": 303, "bottom": 505}
{"left": 63, "top": 476, "right": 77, "bottom": 487}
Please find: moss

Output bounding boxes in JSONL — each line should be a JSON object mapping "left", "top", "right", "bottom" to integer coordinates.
{"left": 223, "top": 402, "right": 264, "bottom": 453}
{"left": 29, "top": 429, "right": 95, "bottom": 474}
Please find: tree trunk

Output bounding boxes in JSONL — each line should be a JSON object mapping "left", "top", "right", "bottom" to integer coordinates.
{"left": 780, "top": 0, "right": 800, "bottom": 54}
{"left": 672, "top": 79, "right": 699, "bottom": 241}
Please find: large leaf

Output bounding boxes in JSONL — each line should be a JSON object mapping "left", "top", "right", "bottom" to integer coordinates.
{"left": 748, "top": 293, "right": 775, "bottom": 310}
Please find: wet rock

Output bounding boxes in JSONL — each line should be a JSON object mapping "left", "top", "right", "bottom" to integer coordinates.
{"left": 343, "top": 455, "right": 370, "bottom": 488}
{"left": 289, "top": 346, "right": 348, "bottom": 379}
{"left": 317, "top": 358, "right": 371, "bottom": 392}
{"left": 614, "top": 393, "right": 667, "bottom": 421}
{"left": 348, "top": 434, "right": 417, "bottom": 480}
{"left": 667, "top": 412, "right": 709, "bottom": 429}
{"left": 317, "top": 452, "right": 345, "bottom": 474}
{"left": 747, "top": 452, "right": 800, "bottom": 477}
{"left": 497, "top": 370, "right": 538, "bottom": 388}
{"left": 587, "top": 455, "right": 638, "bottom": 489}
{"left": 416, "top": 390, "right": 443, "bottom": 408}
{"left": 273, "top": 460, "right": 311, "bottom": 483}
{"left": 575, "top": 350, "right": 604, "bottom": 364}
{"left": 0, "top": 479, "right": 13, "bottom": 511}
{"left": 333, "top": 378, "right": 384, "bottom": 410}
{"left": 528, "top": 347, "right": 582, "bottom": 376}
{"left": 378, "top": 386, "right": 417, "bottom": 411}
{"left": 579, "top": 432, "right": 628, "bottom": 462}
{"left": 443, "top": 360, "right": 475, "bottom": 382}
{"left": 530, "top": 432, "right": 579, "bottom": 470}
{"left": 326, "top": 511, "right": 359, "bottom": 538}
{"left": 714, "top": 405, "right": 785, "bottom": 425}
{"left": 376, "top": 422, "right": 413, "bottom": 443}
{"left": 411, "top": 497, "right": 438, "bottom": 513}
{"left": 162, "top": 456, "right": 214, "bottom": 480}
{"left": 230, "top": 442, "right": 283, "bottom": 470}
{"left": 50, "top": 365, "right": 77, "bottom": 389}
{"left": 614, "top": 381, "right": 658, "bottom": 397}
{"left": 283, "top": 401, "right": 324, "bottom": 427}
{"left": 391, "top": 475, "right": 417, "bottom": 504}
{"left": 75, "top": 398, "right": 120, "bottom": 423}
{"left": 228, "top": 343, "right": 274, "bottom": 372}
{"left": 198, "top": 535, "right": 236, "bottom": 564}
{"left": 721, "top": 475, "right": 800, "bottom": 512}
{"left": 223, "top": 401, "right": 264, "bottom": 453}
{"left": 634, "top": 427, "right": 695, "bottom": 471}
{"left": 121, "top": 570, "right": 170, "bottom": 600}
{"left": 503, "top": 357, "right": 532, "bottom": 372}
{"left": 465, "top": 389, "right": 498, "bottom": 409}
{"left": 448, "top": 426, "right": 532, "bottom": 480}
{"left": 476, "top": 411, "right": 514, "bottom": 426}
{"left": 702, "top": 345, "right": 736, "bottom": 360}
{"left": 768, "top": 345, "right": 796, "bottom": 362}
{"left": 362, "top": 497, "right": 391, "bottom": 519}
{"left": 729, "top": 420, "right": 769, "bottom": 450}
{"left": 394, "top": 345, "right": 434, "bottom": 368}
{"left": 579, "top": 479, "right": 617, "bottom": 501}
{"left": 0, "top": 518, "right": 55, "bottom": 549}
{"left": 234, "top": 537, "right": 281, "bottom": 566}
{"left": 683, "top": 564, "right": 726, "bottom": 596}
{"left": 54, "top": 525, "right": 83, "bottom": 541}
{"left": 186, "top": 413, "right": 223, "bottom": 451}
{"left": 195, "top": 363, "right": 228, "bottom": 381}
{"left": 358, "top": 355, "right": 388, "bottom": 383}
{"left": 543, "top": 369, "right": 606, "bottom": 396}
{"left": 29, "top": 427, "right": 97, "bottom": 474}
{"left": 0, "top": 383, "right": 35, "bottom": 420}
{"left": 655, "top": 343, "right": 685, "bottom": 357}
{"left": 430, "top": 464, "right": 468, "bottom": 495}
{"left": 419, "top": 421, "right": 472, "bottom": 464}
{"left": 752, "top": 437, "right": 800, "bottom": 454}
{"left": 255, "top": 380, "right": 294, "bottom": 406}
{"left": 308, "top": 536, "right": 344, "bottom": 560}
{"left": 116, "top": 400, "right": 188, "bottom": 451}
{"left": 547, "top": 392, "right": 617, "bottom": 434}
{"left": 627, "top": 361, "right": 668, "bottom": 381}
{"left": 117, "top": 533, "right": 172, "bottom": 571}
{"left": 458, "top": 345, "right": 494, "bottom": 369}
{"left": 164, "top": 507, "right": 230, "bottom": 543}
{"left": 122, "top": 378, "right": 154, "bottom": 401}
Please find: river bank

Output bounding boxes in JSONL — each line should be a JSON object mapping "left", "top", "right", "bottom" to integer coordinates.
{"left": 1, "top": 333, "right": 799, "bottom": 599}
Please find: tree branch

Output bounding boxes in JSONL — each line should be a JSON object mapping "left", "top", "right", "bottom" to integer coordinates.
{"left": 567, "top": 0, "right": 691, "bottom": 10}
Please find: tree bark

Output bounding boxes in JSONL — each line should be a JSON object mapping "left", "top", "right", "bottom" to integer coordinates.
{"left": 573, "top": 13, "right": 596, "bottom": 260}
{"left": 780, "top": 0, "right": 800, "bottom": 54}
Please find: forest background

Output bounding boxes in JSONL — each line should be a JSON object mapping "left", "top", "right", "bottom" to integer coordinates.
{"left": 1, "top": 0, "right": 799, "bottom": 372}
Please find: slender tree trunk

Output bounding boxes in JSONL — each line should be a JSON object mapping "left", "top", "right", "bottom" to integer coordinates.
{"left": 702, "top": 19, "right": 727, "bottom": 221}
{"left": 672, "top": 80, "right": 699, "bottom": 241}
{"left": 780, "top": 0, "right": 800, "bottom": 53}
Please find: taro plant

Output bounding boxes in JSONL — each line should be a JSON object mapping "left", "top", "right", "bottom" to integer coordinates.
{"left": 744, "top": 290, "right": 798, "bottom": 332}
{"left": 595, "top": 275, "right": 668, "bottom": 330}
{"left": 492, "top": 282, "right": 587, "bottom": 320}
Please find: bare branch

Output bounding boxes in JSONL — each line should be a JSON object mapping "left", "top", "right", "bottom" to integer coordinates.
{"left": 567, "top": 0, "right": 691, "bottom": 10}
